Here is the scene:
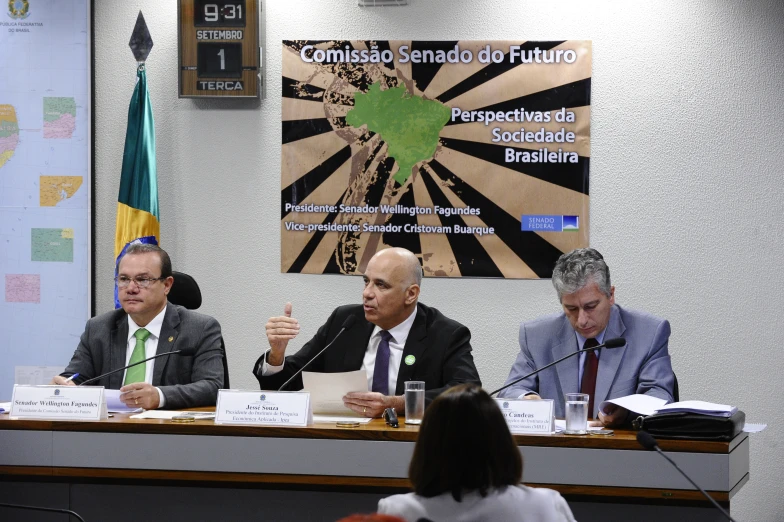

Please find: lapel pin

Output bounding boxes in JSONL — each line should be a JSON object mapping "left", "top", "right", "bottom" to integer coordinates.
{"left": 405, "top": 355, "right": 416, "bottom": 366}
{"left": 168, "top": 336, "right": 174, "bottom": 342}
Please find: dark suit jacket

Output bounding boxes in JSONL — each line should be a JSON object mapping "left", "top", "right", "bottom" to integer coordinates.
{"left": 253, "top": 302, "right": 481, "bottom": 404}
{"left": 61, "top": 304, "right": 224, "bottom": 409}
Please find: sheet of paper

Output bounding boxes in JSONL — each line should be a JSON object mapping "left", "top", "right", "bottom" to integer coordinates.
{"left": 554, "top": 420, "right": 605, "bottom": 432}
{"left": 14, "top": 366, "right": 64, "bottom": 386}
{"left": 599, "top": 394, "right": 668, "bottom": 416}
{"left": 302, "top": 370, "right": 368, "bottom": 415}
{"left": 129, "top": 410, "right": 215, "bottom": 420}
{"left": 743, "top": 423, "right": 767, "bottom": 433}
{"left": 0, "top": 401, "right": 11, "bottom": 414}
{"left": 105, "top": 389, "right": 142, "bottom": 414}
{"left": 313, "top": 415, "right": 373, "bottom": 424}
{"left": 656, "top": 400, "right": 737, "bottom": 417}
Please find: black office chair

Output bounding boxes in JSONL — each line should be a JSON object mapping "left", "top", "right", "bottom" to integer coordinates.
{"left": 168, "top": 271, "right": 230, "bottom": 388}
{"left": 672, "top": 372, "right": 680, "bottom": 402}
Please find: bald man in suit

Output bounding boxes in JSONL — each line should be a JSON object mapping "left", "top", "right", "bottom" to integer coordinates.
{"left": 254, "top": 248, "right": 481, "bottom": 418}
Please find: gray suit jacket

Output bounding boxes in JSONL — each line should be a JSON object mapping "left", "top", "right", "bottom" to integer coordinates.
{"left": 498, "top": 305, "right": 675, "bottom": 418}
{"left": 61, "top": 304, "right": 224, "bottom": 409}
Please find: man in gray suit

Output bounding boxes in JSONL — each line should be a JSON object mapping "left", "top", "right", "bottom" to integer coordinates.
{"left": 50, "top": 244, "right": 224, "bottom": 409}
{"left": 499, "top": 248, "right": 675, "bottom": 427}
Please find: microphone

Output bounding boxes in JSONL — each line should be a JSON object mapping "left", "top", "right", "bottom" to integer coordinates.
{"left": 489, "top": 337, "right": 626, "bottom": 396}
{"left": 0, "top": 502, "right": 86, "bottom": 522}
{"left": 277, "top": 315, "right": 357, "bottom": 391}
{"left": 76, "top": 347, "right": 196, "bottom": 387}
{"left": 636, "top": 431, "right": 737, "bottom": 522}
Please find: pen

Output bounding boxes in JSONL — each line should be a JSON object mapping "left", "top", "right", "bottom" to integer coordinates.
{"left": 64, "top": 373, "right": 80, "bottom": 383}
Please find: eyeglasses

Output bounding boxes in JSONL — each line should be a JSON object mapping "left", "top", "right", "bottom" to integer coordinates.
{"left": 115, "top": 275, "right": 166, "bottom": 289}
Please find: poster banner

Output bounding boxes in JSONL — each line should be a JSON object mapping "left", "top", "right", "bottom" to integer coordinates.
{"left": 281, "top": 40, "right": 591, "bottom": 278}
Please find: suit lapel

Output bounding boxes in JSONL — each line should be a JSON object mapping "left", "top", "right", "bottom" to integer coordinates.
{"left": 341, "top": 318, "right": 374, "bottom": 372}
{"left": 152, "top": 305, "right": 181, "bottom": 386}
{"left": 553, "top": 317, "right": 579, "bottom": 399}
{"left": 109, "top": 314, "right": 129, "bottom": 389}
{"left": 594, "top": 305, "right": 627, "bottom": 411}
{"left": 394, "top": 306, "right": 427, "bottom": 395}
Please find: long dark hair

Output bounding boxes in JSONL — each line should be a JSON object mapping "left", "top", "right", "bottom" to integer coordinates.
{"left": 408, "top": 383, "right": 523, "bottom": 501}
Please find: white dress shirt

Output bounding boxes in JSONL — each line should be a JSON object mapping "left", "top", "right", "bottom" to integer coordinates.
{"left": 362, "top": 307, "right": 417, "bottom": 394}
{"left": 124, "top": 305, "right": 167, "bottom": 407}
{"left": 262, "top": 307, "right": 418, "bottom": 396}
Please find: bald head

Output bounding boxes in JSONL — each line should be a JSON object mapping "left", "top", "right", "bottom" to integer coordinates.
{"left": 370, "top": 247, "right": 423, "bottom": 288}
{"left": 362, "top": 248, "right": 422, "bottom": 330}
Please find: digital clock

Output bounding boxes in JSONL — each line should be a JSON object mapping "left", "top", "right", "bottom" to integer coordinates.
{"left": 178, "top": 0, "right": 260, "bottom": 98}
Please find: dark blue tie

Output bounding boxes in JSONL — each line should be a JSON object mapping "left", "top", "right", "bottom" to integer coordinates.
{"left": 372, "top": 330, "right": 393, "bottom": 395}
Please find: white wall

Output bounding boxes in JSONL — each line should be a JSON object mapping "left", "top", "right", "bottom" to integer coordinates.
{"left": 94, "top": 1, "right": 784, "bottom": 520}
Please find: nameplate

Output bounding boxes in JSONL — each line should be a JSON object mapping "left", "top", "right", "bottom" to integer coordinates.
{"left": 496, "top": 398, "right": 555, "bottom": 434}
{"left": 10, "top": 385, "right": 107, "bottom": 421}
{"left": 215, "top": 390, "right": 312, "bottom": 426}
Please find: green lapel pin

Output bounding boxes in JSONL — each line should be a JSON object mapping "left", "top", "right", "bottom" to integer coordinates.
{"left": 405, "top": 355, "right": 416, "bottom": 366}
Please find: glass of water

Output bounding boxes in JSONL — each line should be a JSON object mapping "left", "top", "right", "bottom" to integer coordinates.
{"left": 404, "top": 381, "right": 426, "bottom": 425}
{"left": 564, "top": 393, "right": 589, "bottom": 435}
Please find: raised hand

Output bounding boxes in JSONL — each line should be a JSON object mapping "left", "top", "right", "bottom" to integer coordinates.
{"left": 265, "top": 302, "right": 300, "bottom": 365}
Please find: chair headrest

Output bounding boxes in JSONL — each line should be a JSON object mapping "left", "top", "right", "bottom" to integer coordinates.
{"left": 167, "top": 271, "right": 202, "bottom": 310}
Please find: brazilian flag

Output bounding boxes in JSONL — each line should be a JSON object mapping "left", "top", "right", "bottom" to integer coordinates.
{"left": 114, "top": 66, "right": 159, "bottom": 308}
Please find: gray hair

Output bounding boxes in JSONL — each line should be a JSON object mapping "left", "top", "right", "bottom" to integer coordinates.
{"left": 395, "top": 248, "right": 423, "bottom": 287}
{"left": 551, "top": 248, "right": 611, "bottom": 301}
{"left": 409, "top": 257, "right": 423, "bottom": 287}
{"left": 117, "top": 243, "right": 173, "bottom": 279}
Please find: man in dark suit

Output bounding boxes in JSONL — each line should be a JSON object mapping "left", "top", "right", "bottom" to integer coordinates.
{"left": 254, "top": 247, "right": 481, "bottom": 418}
{"left": 50, "top": 243, "right": 224, "bottom": 409}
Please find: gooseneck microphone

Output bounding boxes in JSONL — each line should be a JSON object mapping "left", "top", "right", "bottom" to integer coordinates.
{"left": 277, "top": 315, "right": 357, "bottom": 391}
{"left": 0, "top": 502, "right": 86, "bottom": 522}
{"left": 76, "top": 346, "right": 198, "bottom": 386}
{"left": 636, "top": 431, "right": 737, "bottom": 522}
{"left": 489, "top": 337, "right": 626, "bottom": 396}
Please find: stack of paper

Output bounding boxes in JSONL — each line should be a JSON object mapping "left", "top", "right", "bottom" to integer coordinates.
{"left": 599, "top": 394, "right": 668, "bottom": 416}
{"left": 655, "top": 401, "right": 737, "bottom": 417}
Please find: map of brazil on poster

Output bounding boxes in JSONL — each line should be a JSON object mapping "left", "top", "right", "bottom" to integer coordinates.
{"left": 281, "top": 40, "right": 591, "bottom": 278}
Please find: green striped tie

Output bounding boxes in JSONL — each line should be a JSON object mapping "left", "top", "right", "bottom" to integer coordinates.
{"left": 124, "top": 328, "right": 151, "bottom": 385}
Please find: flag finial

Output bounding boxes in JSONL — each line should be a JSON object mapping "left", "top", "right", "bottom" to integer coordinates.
{"left": 129, "top": 11, "right": 153, "bottom": 63}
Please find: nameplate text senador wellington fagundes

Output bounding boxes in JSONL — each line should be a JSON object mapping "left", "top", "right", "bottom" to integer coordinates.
{"left": 10, "top": 385, "right": 107, "bottom": 421}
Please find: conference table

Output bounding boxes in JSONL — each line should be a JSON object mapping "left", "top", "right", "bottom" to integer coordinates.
{"left": 0, "top": 410, "right": 748, "bottom": 521}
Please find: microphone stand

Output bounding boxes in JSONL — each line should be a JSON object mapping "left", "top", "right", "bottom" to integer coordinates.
{"left": 0, "top": 503, "right": 86, "bottom": 522}
{"left": 277, "top": 321, "right": 355, "bottom": 391}
{"left": 77, "top": 350, "right": 184, "bottom": 386}
{"left": 489, "top": 339, "right": 624, "bottom": 397}
{"left": 637, "top": 432, "right": 737, "bottom": 522}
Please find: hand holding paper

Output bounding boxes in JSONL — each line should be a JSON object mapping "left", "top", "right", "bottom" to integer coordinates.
{"left": 302, "top": 370, "right": 368, "bottom": 416}
{"left": 343, "top": 391, "right": 392, "bottom": 418}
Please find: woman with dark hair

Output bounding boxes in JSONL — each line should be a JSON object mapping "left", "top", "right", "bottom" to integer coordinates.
{"left": 377, "top": 384, "right": 576, "bottom": 522}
